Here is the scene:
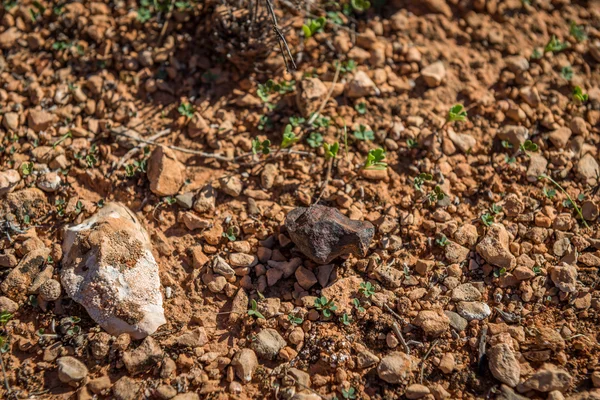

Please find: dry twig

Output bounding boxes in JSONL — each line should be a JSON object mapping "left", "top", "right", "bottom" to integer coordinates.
{"left": 264, "top": 0, "right": 296, "bottom": 71}
{"left": 419, "top": 339, "right": 439, "bottom": 384}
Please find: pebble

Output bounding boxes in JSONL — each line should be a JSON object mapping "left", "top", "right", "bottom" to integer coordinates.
{"left": 451, "top": 283, "right": 482, "bottom": 302}
{"left": 231, "top": 348, "right": 258, "bottom": 382}
{"left": 213, "top": 256, "right": 236, "bottom": 279}
{"left": 488, "top": 343, "right": 520, "bottom": 387}
{"left": 1, "top": 247, "right": 50, "bottom": 300}
{"left": 522, "top": 364, "right": 572, "bottom": 393}
{"left": 412, "top": 309, "right": 449, "bottom": 337}
{"left": 122, "top": 337, "right": 163, "bottom": 375}
{"left": 112, "top": 376, "right": 141, "bottom": 400}
{"left": 405, "top": 384, "right": 430, "bottom": 399}
{"left": 295, "top": 266, "right": 318, "bottom": 290}
{"left": 296, "top": 78, "right": 328, "bottom": 117}
{"left": 36, "top": 172, "right": 62, "bottom": 192}
{"left": 39, "top": 279, "right": 61, "bottom": 301}
{"left": 346, "top": 71, "right": 377, "bottom": 98}
{"left": 56, "top": 356, "right": 88, "bottom": 386}
{"left": 147, "top": 146, "right": 185, "bottom": 196}
{"left": 377, "top": 352, "right": 414, "bottom": 384}
{"left": 456, "top": 301, "right": 491, "bottom": 321}
{"left": 229, "top": 253, "right": 258, "bottom": 268}
{"left": 251, "top": 328, "right": 286, "bottom": 360}
{"left": 421, "top": 61, "right": 446, "bottom": 87}
{"left": 0, "top": 169, "right": 21, "bottom": 196}
{"left": 476, "top": 223, "right": 516, "bottom": 270}
{"left": 550, "top": 263, "right": 578, "bottom": 293}
{"left": 577, "top": 153, "right": 600, "bottom": 185}
{"left": 219, "top": 175, "right": 243, "bottom": 197}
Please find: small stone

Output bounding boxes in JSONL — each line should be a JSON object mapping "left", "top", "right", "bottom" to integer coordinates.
{"left": 219, "top": 175, "right": 243, "bottom": 197}
{"left": 295, "top": 266, "right": 318, "bottom": 290}
{"left": 548, "top": 127, "right": 572, "bottom": 149}
{"left": 522, "top": 364, "right": 572, "bottom": 393}
{"left": 193, "top": 185, "right": 216, "bottom": 213}
{"left": 412, "top": 309, "right": 450, "bottom": 337}
{"left": 498, "top": 126, "right": 529, "bottom": 148}
{"left": 448, "top": 129, "right": 476, "bottom": 153}
{"left": 0, "top": 170, "right": 21, "bottom": 196}
{"left": 251, "top": 328, "right": 286, "bottom": 360}
{"left": 296, "top": 78, "right": 328, "bottom": 117}
{"left": 231, "top": 348, "right": 258, "bottom": 383}
{"left": 527, "top": 154, "right": 548, "bottom": 182}
{"left": 39, "top": 279, "right": 61, "bottom": 301}
{"left": 56, "top": 356, "right": 88, "bottom": 386}
{"left": 445, "top": 241, "right": 470, "bottom": 263}
{"left": 88, "top": 375, "right": 111, "bottom": 394}
{"left": 261, "top": 164, "right": 278, "bottom": 189}
{"left": 37, "top": 172, "right": 62, "bottom": 192}
{"left": 28, "top": 109, "right": 57, "bottom": 132}
{"left": 488, "top": 343, "right": 520, "bottom": 387}
{"left": 377, "top": 352, "right": 414, "bottom": 384}
{"left": 456, "top": 301, "right": 491, "bottom": 321}
{"left": 155, "top": 385, "right": 177, "bottom": 400}
{"left": 181, "top": 212, "right": 211, "bottom": 231}
{"left": 505, "top": 56, "right": 530, "bottom": 73}
{"left": 122, "top": 337, "right": 163, "bottom": 375}
{"left": 229, "top": 253, "right": 257, "bottom": 268}
{"left": 550, "top": 263, "right": 578, "bottom": 293}
{"left": 577, "top": 154, "right": 600, "bottom": 185}
{"left": 316, "top": 264, "right": 334, "bottom": 287}
{"left": 213, "top": 256, "right": 235, "bottom": 279}
{"left": 439, "top": 353, "right": 455, "bottom": 374}
{"left": 346, "top": 71, "right": 377, "bottom": 98}
{"left": 357, "top": 349, "right": 380, "bottom": 368}
{"left": 147, "top": 146, "right": 185, "bottom": 196}
{"left": 422, "top": 0, "right": 452, "bottom": 17}
{"left": 1, "top": 248, "right": 49, "bottom": 300}
{"left": 285, "top": 205, "right": 375, "bottom": 264}
{"left": 0, "top": 27, "right": 21, "bottom": 49}
{"left": 175, "top": 192, "right": 195, "bottom": 209}
{"left": 451, "top": 283, "right": 482, "bottom": 302}
{"left": 112, "top": 376, "right": 141, "bottom": 400}
{"left": 476, "top": 223, "right": 516, "bottom": 270}
{"left": 0, "top": 296, "right": 18, "bottom": 313}
{"left": 406, "top": 384, "right": 430, "bottom": 399}
{"left": 421, "top": 61, "right": 446, "bottom": 87}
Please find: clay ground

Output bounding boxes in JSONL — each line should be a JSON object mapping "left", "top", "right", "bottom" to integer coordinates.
{"left": 0, "top": 0, "right": 600, "bottom": 399}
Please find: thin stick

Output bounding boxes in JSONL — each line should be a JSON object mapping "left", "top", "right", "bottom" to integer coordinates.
{"left": 419, "top": 339, "right": 439, "bottom": 384}
{"left": 0, "top": 351, "right": 10, "bottom": 395}
{"left": 392, "top": 322, "right": 411, "bottom": 355}
{"left": 112, "top": 128, "right": 171, "bottom": 175}
{"left": 307, "top": 62, "right": 341, "bottom": 126}
{"left": 158, "top": 0, "right": 176, "bottom": 44}
{"left": 264, "top": 0, "right": 296, "bottom": 71}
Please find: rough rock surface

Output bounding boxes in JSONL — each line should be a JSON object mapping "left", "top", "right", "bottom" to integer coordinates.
{"left": 488, "top": 343, "right": 520, "bottom": 387}
{"left": 377, "top": 352, "right": 414, "bottom": 384}
{"left": 147, "top": 146, "right": 185, "bottom": 196}
{"left": 285, "top": 205, "right": 375, "bottom": 264}
{"left": 476, "top": 223, "right": 516, "bottom": 270}
{"left": 61, "top": 202, "right": 165, "bottom": 339}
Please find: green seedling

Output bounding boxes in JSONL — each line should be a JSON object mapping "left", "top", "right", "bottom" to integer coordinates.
{"left": 560, "top": 66, "right": 573, "bottom": 81}
{"left": 352, "top": 298, "right": 365, "bottom": 313}
{"left": 355, "top": 102, "right": 367, "bottom": 115}
{"left": 351, "top": 0, "right": 371, "bottom": 12}
{"left": 307, "top": 132, "right": 324, "bottom": 148}
{"left": 335, "top": 59, "right": 357, "bottom": 74}
{"left": 310, "top": 114, "right": 331, "bottom": 128}
{"left": 175, "top": 0, "right": 193, "bottom": 10}
{"left": 481, "top": 213, "right": 495, "bottom": 227}
{"left": 435, "top": 235, "right": 449, "bottom": 247}
{"left": 413, "top": 173, "right": 433, "bottom": 191}
{"left": 531, "top": 48, "right": 542, "bottom": 60}
{"left": 544, "top": 35, "right": 569, "bottom": 53}
{"left": 252, "top": 138, "right": 271, "bottom": 155}
{"left": 20, "top": 162, "right": 33, "bottom": 176}
{"left": 258, "top": 115, "right": 273, "bottom": 131}
{"left": 569, "top": 21, "right": 587, "bottom": 42}
{"left": 178, "top": 102, "right": 194, "bottom": 118}
{"left": 52, "top": 41, "right": 71, "bottom": 51}
{"left": 572, "top": 86, "right": 588, "bottom": 103}
{"left": 314, "top": 296, "right": 337, "bottom": 318}
{"left": 342, "top": 387, "right": 357, "bottom": 400}
{"left": 0, "top": 311, "right": 12, "bottom": 325}
{"left": 163, "top": 196, "right": 177, "bottom": 206}
{"left": 281, "top": 125, "right": 298, "bottom": 148}
{"left": 426, "top": 185, "right": 445, "bottom": 205}
{"left": 340, "top": 313, "right": 352, "bottom": 326}
{"left": 326, "top": 11, "right": 344, "bottom": 25}
{"left": 53, "top": 131, "right": 72, "bottom": 148}
{"left": 353, "top": 125, "right": 374, "bottom": 141}
{"left": 323, "top": 142, "right": 339, "bottom": 160}
{"left": 538, "top": 174, "right": 589, "bottom": 228}
{"left": 288, "top": 313, "right": 303, "bottom": 326}
{"left": 519, "top": 140, "right": 538, "bottom": 156}
{"left": 74, "top": 201, "right": 84, "bottom": 214}
{"left": 359, "top": 282, "right": 375, "bottom": 297}
{"left": 532, "top": 266, "right": 542, "bottom": 275}
{"left": 493, "top": 267, "right": 507, "bottom": 278}
{"left": 501, "top": 140, "right": 513, "bottom": 149}
{"left": 447, "top": 104, "right": 467, "bottom": 123}
{"left": 302, "top": 17, "right": 326, "bottom": 39}
{"left": 490, "top": 204, "right": 502, "bottom": 214}
{"left": 248, "top": 299, "right": 265, "bottom": 319}
{"left": 289, "top": 116, "right": 306, "bottom": 127}
{"left": 543, "top": 187, "right": 556, "bottom": 199}
{"left": 364, "top": 148, "right": 387, "bottom": 170}
{"left": 407, "top": 138, "right": 418, "bottom": 149}
{"left": 222, "top": 226, "right": 237, "bottom": 241}
{"left": 97, "top": 199, "right": 105, "bottom": 208}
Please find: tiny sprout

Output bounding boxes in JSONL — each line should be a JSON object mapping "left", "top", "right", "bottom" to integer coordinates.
{"left": 426, "top": 185, "right": 445, "bottom": 205}
{"left": 351, "top": 0, "right": 371, "bottom": 12}
{"left": 307, "top": 132, "right": 324, "bottom": 148}
{"left": 538, "top": 174, "right": 589, "bottom": 229}
{"left": 407, "top": 138, "right": 418, "bottom": 149}
{"left": 435, "top": 235, "right": 449, "bottom": 247}
{"left": 342, "top": 387, "right": 357, "bottom": 400}
{"left": 364, "top": 148, "right": 387, "bottom": 170}
{"left": 494, "top": 267, "right": 507, "bottom": 278}
{"left": 47, "top": 255, "right": 54, "bottom": 264}
{"left": 281, "top": 125, "right": 298, "bottom": 149}
{"left": 222, "top": 226, "right": 237, "bottom": 242}
{"left": 74, "top": 200, "right": 84, "bottom": 214}
{"left": 543, "top": 187, "right": 556, "bottom": 199}
{"left": 178, "top": 102, "right": 195, "bottom": 118}
{"left": 359, "top": 282, "right": 375, "bottom": 297}
{"left": 544, "top": 35, "right": 569, "bottom": 53}
{"left": 353, "top": 124, "right": 374, "bottom": 141}
{"left": 501, "top": 140, "right": 513, "bottom": 149}
{"left": 248, "top": 299, "right": 265, "bottom": 319}
{"left": 0, "top": 311, "right": 13, "bottom": 325}
{"left": 447, "top": 104, "right": 467, "bottom": 123}
{"left": 252, "top": 138, "right": 271, "bottom": 155}
{"left": 560, "top": 66, "right": 573, "bottom": 81}
{"left": 355, "top": 102, "right": 367, "bottom": 115}
{"left": 353, "top": 298, "right": 366, "bottom": 313}
{"left": 481, "top": 213, "right": 495, "bottom": 227}
{"left": 289, "top": 116, "right": 306, "bottom": 127}
{"left": 532, "top": 265, "right": 542, "bottom": 275}
{"left": 336, "top": 59, "right": 357, "bottom": 74}
{"left": 569, "top": 21, "right": 587, "bottom": 42}
{"left": 413, "top": 173, "right": 433, "bottom": 191}
{"left": 288, "top": 314, "right": 303, "bottom": 326}
{"left": 519, "top": 140, "right": 538, "bottom": 154}
{"left": 314, "top": 296, "right": 337, "bottom": 318}
{"left": 97, "top": 199, "right": 105, "bottom": 208}
{"left": 20, "top": 162, "right": 33, "bottom": 176}
{"left": 302, "top": 17, "right": 326, "bottom": 39}
{"left": 572, "top": 86, "right": 588, "bottom": 103}
{"left": 531, "top": 48, "right": 542, "bottom": 60}
{"left": 340, "top": 313, "right": 352, "bottom": 326}
{"left": 327, "top": 11, "right": 343, "bottom": 25}
{"left": 323, "top": 142, "right": 339, "bottom": 160}
{"left": 163, "top": 196, "right": 177, "bottom": 205}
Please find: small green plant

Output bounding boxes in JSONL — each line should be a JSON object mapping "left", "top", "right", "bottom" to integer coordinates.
{"left": 52, "top": 41, "right": 71, "bottom": 51}
{"left": 326, "top": 11, "right": 344, "bottom": 25}
{"left": 252, "top": 138, "right": 271, "bottom": 155}
{"left": 137, "top": 3, "right": 152, "bottom": 22}
{"left": 426, "top": 185, "right": 446, "bottom": 205}
{"left": 481, "top": 213, "right": 495, "bottom": 227}
{"left": 257, "top": 79, "right": 295, "bottom": 102}
{"left": 493, "top": 267, "right": 507, "bottom": 278}
{"left": 0, "top": 311, "right": 13, "bottom": 326}
{"left": 289, "top": 116, "right": 306, "bottom": 127}
{"left": 281, "top": 125, "right": 298, "bottom": 148}
{"left": 163, "top": 196, "right": 177, "bottom": 206}
{"left": 532, "top": 265, "right": 542, "bottom": 275}
{"left": 307, "top": 132, "right": 324, "bottom": 148}
{"left": 248, "top": 299, "right": 265, "bottom": 319}
{"left": 310, "top": 114, "right": 331, "bottom": 129}
{"left": 355, "top": 102, "right": 367, "bottom": 115}
{"left": 0, "top": 310, "right": 12, "bottom": 353}
{"left": 413, "top": 173, "right": 433, "bottom": 191}
{"left": 97, "top": 199, "right": 105, "bottom": 208}
{"left": 288, "top": 313, "right": 303, "bottom": 326}
{"left": 435, "top": 235, "right": 449, "bottom": 247}
{"left": 447, "top": 104, "right": 467, "bottom": 123}
{"left": 572, "top": 86, "right": 588, "bottom": 103}
{"left": 560, "top": 66, "right": 573, "bottom": 81}
{"left": 364, "top": 148, "right": 387, "bottom": 170}
{"left": 85, "top": 145, "right": 99, "bottom": 168}
{"left": 351, "top": 0, "right": 371, "bottom": 12}
{"left": 490, "top": 204, "right": 503, "bottom": 214}
{"left": 501, "top": 140, "right": 513, "bottom": 149}
{"left": 178, "top": 102, "right": 194, "bottom": 118}
{"left": 125, "top": 158, "right": 148, "bottom": 177}
{"left": 342, "top": 387, "right": 357, "bottom": 400}
{"left": 519, "top": 139, "right": 538, "bottom": 155}
{"left": 74, "top": 200, "right": 84, "bottom": 214}
{"left": 543, "top": 187, "right": 556, "bottom": 199}
{"left": 314, "top": 296, "right": 337, "bottom": 318}
{"left": 222, "top": 226, "right": 237, "bottom": 241}
{"left": 544, "top": 35, "right": 569, "bottom": 53}
{"left": 407, "top": 138, "right": 418, "bottom": 149}
{"left": 20, "top": 162, "right": 33, "bottom": 176}
{"left": 53, "top": 131, "right": 72, "bottom": 148}
{"left": 531, "top": 48, "right": 542, "bottom": 60}
{"left": 323, "top": 142, "right": 339, "bottom": 160}
{"left": 258, "top": 115, "right": 273, "bottom": 131}
{"left": 352, "top": 298, "right": 365, "bottom": 313}
{"left": 175, "top": 0, "right": 193, "bottom": 10}
{"left": 302, "top": 17, "right": 326, "bottom": 39}
{"left": 335, "top": 59, "right": 357, "bottom": 75}
{"left": 55, "top": 198, "right": 66, "bottom": 217}
{"left": 340, "top": 313, "right": 352, "bottom": 326}
{"left": 569, "top": 21, "right": 587, "bottom": 42}
{"left": 538, "top": 174, "right": 590, "bottom": 228}
{"left": 353, "top": 125, "right": 374, "bottom": 141}
{"left": 359, "top": 282, "right": 375, "bottom": 297}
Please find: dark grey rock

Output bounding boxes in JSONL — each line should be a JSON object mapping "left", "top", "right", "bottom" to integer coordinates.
{"left": 285, "top": 205, "right": 375, "bottom": 264}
